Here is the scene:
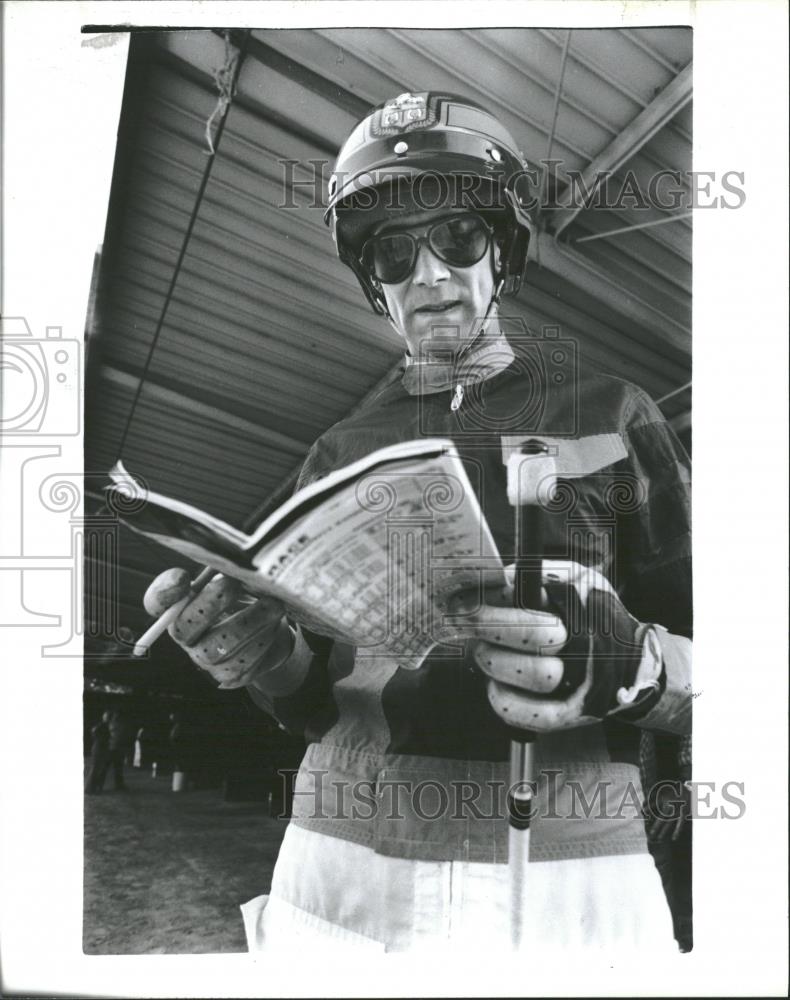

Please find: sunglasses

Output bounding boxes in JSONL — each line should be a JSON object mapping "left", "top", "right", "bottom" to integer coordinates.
{"left": 361, "top": 213, "right": 494, "bottom": 285}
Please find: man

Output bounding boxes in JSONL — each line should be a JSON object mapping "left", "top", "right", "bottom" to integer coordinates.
{"left": 107, "top": 709, "right": 128, "bottom": 791}
{"left": 85, "top": 709, "right": 112, "bottom": 795}
{"left": 144, "top": 92, "right": 692, "bottom": 952}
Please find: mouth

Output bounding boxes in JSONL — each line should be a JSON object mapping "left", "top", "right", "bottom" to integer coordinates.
{"left": 414, "top": 300, "right": 462, "bottom": 315}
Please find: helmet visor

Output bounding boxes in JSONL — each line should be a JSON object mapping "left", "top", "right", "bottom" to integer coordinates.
{"left": 361, "top": 213, "right": 493, "bottom": 285}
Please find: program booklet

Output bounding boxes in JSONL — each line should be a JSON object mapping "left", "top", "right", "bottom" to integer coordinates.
{"left": 108, "top": 438, "right": 506, "bottom": 667}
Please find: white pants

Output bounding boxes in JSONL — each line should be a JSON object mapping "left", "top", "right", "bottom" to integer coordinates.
{"left": 241, "top": 823, "right": 676, "bottom": 954}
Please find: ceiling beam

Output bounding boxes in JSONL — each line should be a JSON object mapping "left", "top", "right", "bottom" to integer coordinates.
{"left": 531, "top": 233, "right": 690, "bottom": 355}
{"left": 99, "top": 364, "right": 309, "bottom": 457}
{"left": 241, "top": 360, "right": 402, "bottom": 531}
{"left": 550, "top": 62, "right": 693, "bottom": 237}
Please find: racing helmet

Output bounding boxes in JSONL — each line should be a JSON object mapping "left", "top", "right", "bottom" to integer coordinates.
{"left": 325, "top": 91, "right": 535, "bottom": 315}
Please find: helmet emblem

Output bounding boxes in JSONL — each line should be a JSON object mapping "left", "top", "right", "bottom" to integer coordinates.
{"left": 379, "top": 92, "right": 429, "bottom": 131}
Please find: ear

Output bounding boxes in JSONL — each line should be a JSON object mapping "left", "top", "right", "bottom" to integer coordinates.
{"left": 492, "top": 238, "right": 504, "bottom": 272}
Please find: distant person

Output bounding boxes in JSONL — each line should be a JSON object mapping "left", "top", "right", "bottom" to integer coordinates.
{"left": 85, "top": 710, "right": 111, "bottom": 794}
{"left": 168, "top": 712, "right": 181, "bottom": 769}
{"left": 168, "top": 710, "right": 192, "bottom": 788}
{"left": 133, "top": 725, "right": 147, "bottom": 768}
{"left": 108, "top": 710, "right": 129, "bottom": 791}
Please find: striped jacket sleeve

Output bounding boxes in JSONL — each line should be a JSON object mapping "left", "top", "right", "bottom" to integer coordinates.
{"left": 616, "top": 385, "right": 692, "bottom": 735}
{"left": 244, "top": 439, "right": 337, "bottom": 737}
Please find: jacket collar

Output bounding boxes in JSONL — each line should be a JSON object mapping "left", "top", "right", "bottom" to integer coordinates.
{"left": 400, "top": 333, "right": 514, "bottom": 396}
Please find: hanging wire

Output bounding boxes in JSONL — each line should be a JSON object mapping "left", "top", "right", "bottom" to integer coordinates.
{"left": 115, "top": 30, "right": 251, "bottom": 462}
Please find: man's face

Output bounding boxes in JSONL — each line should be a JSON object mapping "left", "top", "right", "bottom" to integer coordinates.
{"left": 371, "top": 209, "right": 500, "bottom": 356}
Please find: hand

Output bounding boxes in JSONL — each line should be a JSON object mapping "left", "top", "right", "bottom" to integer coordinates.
{"left": 143, "top": 568, "right": 291, "bottom": 689}
{"left": 450, "top": 560, "right": 664, "bottom": 733}
{"left": 644, "top": 780, "right": 691, "bottom": 841}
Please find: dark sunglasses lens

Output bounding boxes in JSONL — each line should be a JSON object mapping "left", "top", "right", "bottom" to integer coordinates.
{"left": 431, "top": 216, "right": 489, "bottom": 266}
{"left": 363, "top": 215, "right": 490, "bottom": 283}
{"left": 364, "top": 233, "right": 415, "bottom": 283}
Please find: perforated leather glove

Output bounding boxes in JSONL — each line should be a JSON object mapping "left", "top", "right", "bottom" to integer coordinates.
{"left": 453, "top": 560, "right": 665, "bottom": 732}
{"left": 143, "top": 568, "right": 293, "bottom": 689}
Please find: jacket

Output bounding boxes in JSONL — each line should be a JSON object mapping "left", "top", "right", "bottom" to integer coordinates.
{"left": 252, "top": 333, "right": 692, "bottom": 865}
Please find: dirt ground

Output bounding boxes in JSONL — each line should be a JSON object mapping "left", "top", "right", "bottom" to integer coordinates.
{"left": 83, "top": 763, "right": 288, "bottom": 954}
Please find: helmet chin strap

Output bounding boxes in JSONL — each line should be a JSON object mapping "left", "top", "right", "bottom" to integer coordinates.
{"left": 453, "top": 272, "right": 505, "bottom": 367}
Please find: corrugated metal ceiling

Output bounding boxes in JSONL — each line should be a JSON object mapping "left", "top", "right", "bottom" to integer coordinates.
{"left": 85, "top": 26, "right": 692, "bottom": 674}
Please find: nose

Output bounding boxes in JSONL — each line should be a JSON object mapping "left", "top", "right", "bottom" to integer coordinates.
{"left": 411, "top": 238, "right": 450, "bottom": 286}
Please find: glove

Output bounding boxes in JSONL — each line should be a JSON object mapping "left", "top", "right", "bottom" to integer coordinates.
{"left": 143, "top": 568, "right": 292, "bottom": 689}
{"left": 643, "top": 780, "right": 691, "bottom": 842}
{"left": 541, "top": 562, "right": 664, "bottom": 720}
{"left": 460, "top": 560, "right": 665, "bottom": 732}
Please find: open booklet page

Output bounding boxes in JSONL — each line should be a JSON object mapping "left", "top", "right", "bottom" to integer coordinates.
{"left": 109, "top": 440, "right": 506, "bottom": 667}
{"left": 109, "top": 438, "right": 467, "bottom": 555}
